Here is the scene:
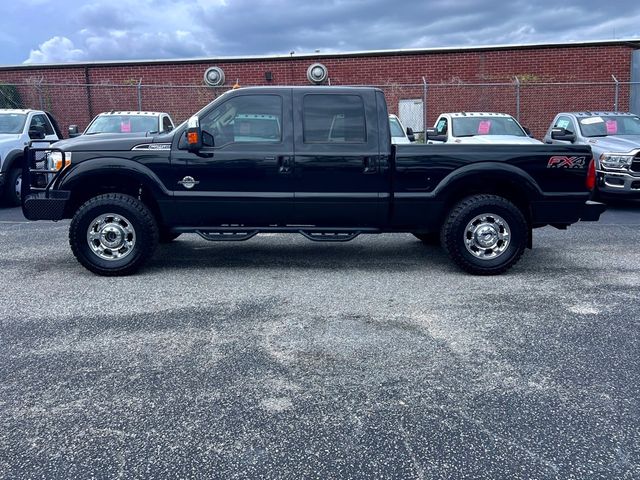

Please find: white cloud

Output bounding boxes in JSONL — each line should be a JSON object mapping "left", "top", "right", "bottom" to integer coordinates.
{"left": 24, "top": 36, "right": 86, "bottom": 64}
{"left": 12, "top": 0, "right": 640, "bottom": 65}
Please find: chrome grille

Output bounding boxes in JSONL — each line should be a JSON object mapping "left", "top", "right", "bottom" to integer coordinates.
{"left": 632, "top": 153, "right": 640, "bottom": 173}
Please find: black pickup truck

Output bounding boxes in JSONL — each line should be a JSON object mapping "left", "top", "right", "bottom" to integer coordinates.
{"left": 22, "top": 86, "right": 605, "bottom": 276}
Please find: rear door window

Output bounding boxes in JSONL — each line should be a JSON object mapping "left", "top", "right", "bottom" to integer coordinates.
{"left": 303, "top": 94, "right": 366, "bottom": 143}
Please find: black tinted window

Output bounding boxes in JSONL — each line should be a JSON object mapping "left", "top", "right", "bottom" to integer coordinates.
{"left": 200, "top": 95, "right": 282, "bottom": 147}
{"left": 303, "top": 94, "right": 366, "bottom": 143}
{"left": 162, "top": 116, "right": 173, "bottom": 132}
{"left": 31, "top": 114, "right": 54, "bottom": 135}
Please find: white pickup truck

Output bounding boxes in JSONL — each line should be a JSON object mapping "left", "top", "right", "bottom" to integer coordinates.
{"left": 426, "top": 112, "right": 542, "bottom": 145}
{"left": 0, "top": 109, "right": 61, "bottom": 206}
{"left": 543, "top": 111, "right": 640, "bottom": 199}
{"left": 68, "top": 111, "right": 175, "bottom": 138}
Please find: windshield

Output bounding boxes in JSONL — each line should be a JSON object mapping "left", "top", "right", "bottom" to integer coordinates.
{"left": 389, "top": 117, "right": 404, "bottom": 137}
{"left": 85, "top": 115, "right": 158, "bottom": 135}
{"left": 452, "top": 116, "right": 525, "bottom": 137}
{"left": 0, "top": 113, "right": 27, "bottom": 134}
{"left": 578, "top": 115, "right": 640, "bottom": 137}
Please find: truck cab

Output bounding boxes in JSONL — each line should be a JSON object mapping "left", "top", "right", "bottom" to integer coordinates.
{"left": 544, "top": 112, "right": 640, "bottom": 198}
{"left": 0, "top": 109, "right": 61, "bottom": 205}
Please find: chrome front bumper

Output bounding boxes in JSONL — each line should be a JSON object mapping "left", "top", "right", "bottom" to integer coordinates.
{"left": 596, "top": 169, "right": 640, "bottom": 196}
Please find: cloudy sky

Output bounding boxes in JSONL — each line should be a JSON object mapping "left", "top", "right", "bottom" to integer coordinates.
{"left": 2, "top": 0, "right": 639, "bottom": 65}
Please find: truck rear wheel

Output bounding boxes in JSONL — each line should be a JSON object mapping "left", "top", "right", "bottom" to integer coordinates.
{"left": 441, "top": 194, "right": 527, "bottom": 275}
{"left": 69, "top": 193, "right": 159, "bottom": 276}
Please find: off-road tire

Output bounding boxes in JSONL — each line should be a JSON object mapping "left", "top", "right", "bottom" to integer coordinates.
{"left": 441, "top": 194, "right": 527, "bottom": 275}
{"left": 69, "top": 193, "right": 159, "bottom": 276}
{"left": 4, "top": 168, "right": 21, "bottom": 206}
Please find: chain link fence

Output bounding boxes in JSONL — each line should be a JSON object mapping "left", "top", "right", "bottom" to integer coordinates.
{"left": 1, "top": 78, "right": 637, "bottom": 139}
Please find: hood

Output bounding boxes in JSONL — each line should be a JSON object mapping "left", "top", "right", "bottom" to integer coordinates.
{"left": 52, "top": 133, "right": 165, "bottom": 152}
{"left": 391, "top": 136, "right": 412, "bottom": 145}
{"left": 584, "top": 135, "right": 640, "bottom": 154}
{"left": 455, "top": 135, "right": 543, "bottom": 145}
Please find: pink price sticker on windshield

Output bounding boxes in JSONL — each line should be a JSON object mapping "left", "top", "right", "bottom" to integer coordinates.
{"left": 120, "top": 121, "right": 131, "bottom": 133}
{"left": 605, "top": 120, "right": 618, "bottom": 134}
{"left": 478, "top": 120, "right": 491, "bottom": 134}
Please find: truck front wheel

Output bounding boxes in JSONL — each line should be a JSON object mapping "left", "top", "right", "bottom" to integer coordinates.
{"left": 441, "top": 195, "right": 527, "bottom": 275}
{"left": 3, "top": 168, "right": 22, "bottom": 206}
{"left": 69, "top": 193, "right": 159, "bottom": 276}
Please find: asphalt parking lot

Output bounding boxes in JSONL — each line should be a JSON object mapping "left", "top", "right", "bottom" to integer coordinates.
{"left": 0, "top": 203, "right": 639, "bottom": 479}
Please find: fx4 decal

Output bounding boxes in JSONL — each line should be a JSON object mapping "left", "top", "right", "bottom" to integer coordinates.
{"left": 547, "top": 156, "right": 586, "bottom": 169}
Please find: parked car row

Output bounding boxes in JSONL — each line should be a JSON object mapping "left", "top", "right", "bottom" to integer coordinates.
{"left": 3, "top": 104, "right": 640, "bottom": 209}
{"left": 0, "top": 109, "right": 174, "bottom": 206}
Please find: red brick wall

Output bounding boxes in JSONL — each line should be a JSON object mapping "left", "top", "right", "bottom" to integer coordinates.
{"left": 0, "top": 44, "right": 635, "bottom": 138}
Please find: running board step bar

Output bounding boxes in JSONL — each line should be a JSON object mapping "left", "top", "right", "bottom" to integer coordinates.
{"left": 184, "top": 226, "right": 376, "bottom": 243}
{"left": 298, "top": 230, "right": 361, "bottom": 242}
{"left": 196, "top": 230, "right": 259, "bottom": 242}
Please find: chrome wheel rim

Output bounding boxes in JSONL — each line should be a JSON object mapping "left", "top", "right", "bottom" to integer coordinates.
{"left": 464, "top": 213, "right": 511, "bottom": 260}
{"left": 14, "top": 173, "right": 21, "bottom": 201}
{"left": 86, "top": 213, "right": 136, "bottom": 261}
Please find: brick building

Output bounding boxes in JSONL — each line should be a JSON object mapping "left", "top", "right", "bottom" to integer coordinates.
{"left": 1, "top": 39, "right": 639, "bottom": 138}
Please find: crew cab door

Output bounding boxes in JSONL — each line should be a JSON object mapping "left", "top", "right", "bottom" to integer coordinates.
{"left": 292, "top": 90, "right": 385, "bottom": 227}
{"left": 170, "top": 91, "right": 294, "bottom": 226}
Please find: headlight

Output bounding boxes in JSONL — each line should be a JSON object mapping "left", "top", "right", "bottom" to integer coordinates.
{"left": 599, "top": 153, "right": 633, "bottom": 170}
{"left": 47, "top": 151, "right": 72, "bottom": 171}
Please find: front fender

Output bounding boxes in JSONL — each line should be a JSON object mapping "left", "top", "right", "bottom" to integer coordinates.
{"left": 1, "top": 149, "right": 25, "bottom": 172}
{"left": 56, "top": 157, "right": 172, "bottom": 197}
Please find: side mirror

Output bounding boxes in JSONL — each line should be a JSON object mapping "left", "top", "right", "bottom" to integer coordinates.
{"left": 166, "top": 124, "right": 174, "bottom": 132}
{"left": 68, "top": 125, "right": 80, "bottom": 138}
{"left": 425, "top": 127, "right": 447, "bottom": 143}
{"left": 523, "top": 126, "right": 534, "bottom": 138}
{"left": 28, "top": 125, "right": 46, "bottom": 140}
{"left": 406, "top": 127, "right": 416, "bottom": 142}
{"left": 551, "top": 127, "right": 576, "bottom": 142}
{"left": 186, "top": 116, "right": 203, "bottom": 152}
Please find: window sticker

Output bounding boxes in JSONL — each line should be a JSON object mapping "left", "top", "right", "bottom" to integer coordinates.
{"left": 580, "top": 117, "right": 604, "bottom": 125}
{"left": 120, "top": 120, "right": 131, "bottom": 133}
{"left": 478, "top": 120, "right": 491, "bottom": 134}
{"left": 556, "top": 119, "right": 570, "bottom": 129}
{"left": 605, "top": 120, "right": 618, "bottom": 134}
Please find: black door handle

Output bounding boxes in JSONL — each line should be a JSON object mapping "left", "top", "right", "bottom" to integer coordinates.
{"left": 278, "top": 156, "right": 292, "bottom": 174}
{"left": 363, "top": 156, "right": 378, "bottom": 173}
